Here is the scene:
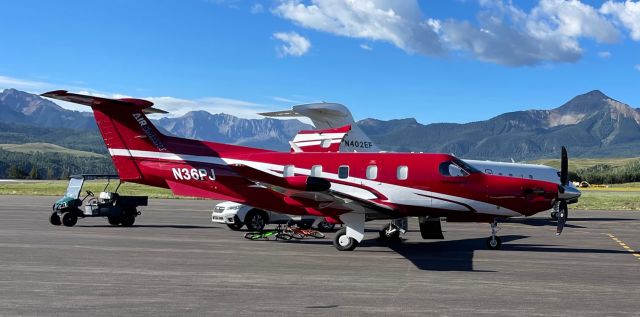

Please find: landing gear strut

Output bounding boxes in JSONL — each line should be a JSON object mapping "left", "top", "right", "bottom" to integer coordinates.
{"left": 378, "top": 221, "right": 405, "bottom": 243}
{"left": 485, "top": 220, "right": 502, "bottom": 250}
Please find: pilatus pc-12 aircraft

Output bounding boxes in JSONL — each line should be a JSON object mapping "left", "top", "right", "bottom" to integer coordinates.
{"left": 43, "top": 90, "right": 581, "bottom": 251}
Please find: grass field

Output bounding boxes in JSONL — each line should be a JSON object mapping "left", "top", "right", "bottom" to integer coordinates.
{"left": 1, "top": 180, "right": 638, "bottom": 211}
{"left": 530, "top": 157, "right": 640, "bottom": 171}
{"left": 0, "top": 143, "right": 105, "bottom": 158}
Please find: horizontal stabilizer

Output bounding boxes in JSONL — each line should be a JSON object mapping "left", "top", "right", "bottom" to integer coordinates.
{"left": 290, "top": 125, "right": 351, "bottom": 153}
{"left": 41, "top": 90, "right": 168, "bottom": 114}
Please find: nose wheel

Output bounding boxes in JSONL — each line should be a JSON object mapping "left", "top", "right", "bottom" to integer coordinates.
{"left": 485, "top": 221, "right": 502, "bottom": 250}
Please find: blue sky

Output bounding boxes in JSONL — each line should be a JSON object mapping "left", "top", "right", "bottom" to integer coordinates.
{"left": 1, "top": 0, "right": 639, "bottom": 124}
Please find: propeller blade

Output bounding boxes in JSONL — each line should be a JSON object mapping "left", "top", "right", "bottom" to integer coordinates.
{"left": 560, "top": 146, "right": 568, "bottom": 186}
{"left": 555, "top": 200, "right": 568, "bottom": 235}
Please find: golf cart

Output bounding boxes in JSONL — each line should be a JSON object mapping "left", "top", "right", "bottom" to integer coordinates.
{"left": 50, "top": 174, "right": 148, "bottom": 227}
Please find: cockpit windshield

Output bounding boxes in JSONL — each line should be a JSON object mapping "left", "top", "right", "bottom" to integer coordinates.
{"left": 439, "top": 158, "right": 480, "bottom": 177}
{"left": 64, "top": 177, "right": 84, "bottom": 199}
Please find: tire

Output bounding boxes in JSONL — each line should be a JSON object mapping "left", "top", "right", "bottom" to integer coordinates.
{"left": 107, "top": 216, "right": 121, "bottom": 226}
{"left": 226, "top": 216, "right": 244, "bottom": 231}
{"left": 49, "top": 212, "right": 61, "bottom": 226}
{"left": 61, "top": 212, "right": 77, "bottom": 227}
{"left": 310, "top": 231, "right": 325, "bottom": 239}
{"left": 486, "top": 236, "right": 502, "bottom": 250}
{"left": 291, "top": 232, "right": 305, "bottom": 239}
{"left": 244, "top": 232, "right": 262, "bottom": 240}
{"left": 276, "top": 233, "right": 292, "bottom": 241}
{"left": 550, "top": 211, "right": 558, "bottom": 220}
{"left": 333, "top": 227, "right": 358, "bottom": 251}
{"left": 378, "top": 224, "right": 401, "bottom": 242}
{"left": 120, "top": 214, "right": 136, "bottom": 227}
{"left": 316, "top": 220, "right": 335, "bottom": 232}
{"left": 244, "top": 209, "right": 267, "bottom": 231}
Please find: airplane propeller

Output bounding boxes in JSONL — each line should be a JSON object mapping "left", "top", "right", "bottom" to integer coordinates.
{"left": 556, "top": 146, "right": 570, "bottom": 235}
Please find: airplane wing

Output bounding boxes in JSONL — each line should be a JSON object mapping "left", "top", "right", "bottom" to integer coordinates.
{"left": 229, "top": 163, "right": 399, "bottom": 218}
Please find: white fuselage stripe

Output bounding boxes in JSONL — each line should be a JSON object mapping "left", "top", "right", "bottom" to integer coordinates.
{"left": 107, "top": 148, "right": 522, "bottom": 216}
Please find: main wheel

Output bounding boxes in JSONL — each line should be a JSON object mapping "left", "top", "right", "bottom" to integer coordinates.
{"left": 61, "top": 212, "right": 77, "bottom": 227}
{"left": 333, "top": 227, "right": 358, "bottom": 251}
{"left": 107, "top": 216, "right": 121, "bottom": 226}
{"left": 120, "top": 214, "right": 136, "bottom": 227}
{"left": 316, "top": 220, "right": 335, "bottom": 232}
{"left": 485, "top": 236, "right": 502, "bottom": 250}
{"left": 49, "top": 212, "right": 61, "bottom": 226}
{"left": 550, "top": 211, "right": 558, "bottom": 220}
{"left": 226, "top": 216, "right": 244, "bottom": 231}
{"left": 245, "top": 209, "right": 267, "bottom": 231}
{"left": 378, "top": 224, "right": 401, "bottom": 242}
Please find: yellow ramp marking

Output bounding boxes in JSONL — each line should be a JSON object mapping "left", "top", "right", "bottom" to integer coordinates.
{"left": 606, "top": 233, "right": 640, "bottom": 262}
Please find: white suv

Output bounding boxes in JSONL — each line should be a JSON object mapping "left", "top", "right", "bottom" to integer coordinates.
{"left": 211, "top": 201, "right": 335, "bottom": 231}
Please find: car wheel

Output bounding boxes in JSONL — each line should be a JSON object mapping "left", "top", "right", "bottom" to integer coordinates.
{"left": 245, "top": 209, "right": 267, "bottom": 231}
{"left": 49, "top": 212, "right": 61, "bottom": 226}
{"left": 108, "top": 216, "right": 121, "bottom": 226}
{"left": 226, "top": 216, "right": 244, "bottom": 231}
{"left": 316, "top": 220, "right": 335, "bottom": 232}
{"left": 61, "top": 212, "right": 77, "bottom": 227}
{"left": 120, "top": 213, "right": 136, "bottom": 227}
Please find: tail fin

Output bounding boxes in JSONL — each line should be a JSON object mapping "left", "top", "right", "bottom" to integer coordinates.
{"left": 41, "top": 90, "right": 168, "bottom": 181}
{"left": 260, "top": 102, "right": 380, "bottom": 152}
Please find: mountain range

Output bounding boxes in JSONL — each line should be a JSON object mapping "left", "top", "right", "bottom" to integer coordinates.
{"left": 1, "top": 88, "right": 639, "bottom": 160}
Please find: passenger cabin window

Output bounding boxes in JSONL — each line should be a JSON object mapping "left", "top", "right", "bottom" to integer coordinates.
{"left": 485, "top": 169, "right": 493, "bottom": 175}
{"left": 311, "top": 165, "right": 322, "bottom": 177}
{"left": 338, "top": 165, "right": 349, "bottom": 179}
{"left": 366, "top": 165, "right": 378, "bottom": 180}
{"left": 283, "top": 165, "right": 295, "bottom": 177}
{"left": 439, "top": 161, "right": 469, "bottom": 177}
{"left": 529, "top": 175, "right": 533, "bottom": 179}
{"left": 397, "top": 166, "right": 408, "bottom": 180}
{"left": 321, "top": 139, "right": 332, "bottom": 148}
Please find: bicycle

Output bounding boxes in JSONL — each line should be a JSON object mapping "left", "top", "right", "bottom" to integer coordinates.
{"left": 283, "top": 222, "right": 325, "bottom": 239}
{"left": 243, "top": 225, "right": 292, "bottom": 241}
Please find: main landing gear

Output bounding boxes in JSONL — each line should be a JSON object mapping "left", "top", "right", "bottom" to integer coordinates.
{"left": 378, "top": 220, "right": 406, "bottom": 243}
{"left": 485, "top": 220, "right": 502, "bottom": 250}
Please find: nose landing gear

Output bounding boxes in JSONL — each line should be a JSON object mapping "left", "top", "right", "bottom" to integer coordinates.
{"left": 485, "top": 220, "right": 502, "bottom": 250}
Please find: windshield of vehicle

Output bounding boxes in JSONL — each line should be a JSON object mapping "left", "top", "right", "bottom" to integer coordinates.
{"left": 439, "top": 158, "right": 480, "bottom": 177}
{"left": 64, "top": 177, "right": 83, "bottom": 199}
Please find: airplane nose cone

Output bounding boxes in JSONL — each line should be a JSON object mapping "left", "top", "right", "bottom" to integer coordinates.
{"left": 559, "top": 185, "right": 581, "bottom": 202}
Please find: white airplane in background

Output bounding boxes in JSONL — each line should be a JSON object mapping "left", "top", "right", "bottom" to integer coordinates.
{"left": 261, "top": 103, "right": 572, "bottom": 223}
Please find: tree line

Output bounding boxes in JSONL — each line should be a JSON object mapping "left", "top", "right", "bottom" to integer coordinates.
{"left": 572, "top": 160, "right": 640, "bottom": 184}
{"left": 0, "top": 149, "right": 115, "bottom": 179}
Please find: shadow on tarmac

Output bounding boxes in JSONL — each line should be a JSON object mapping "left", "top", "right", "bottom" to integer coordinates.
{"left": 77, "top": 224, "right": 219, "bottom": 229}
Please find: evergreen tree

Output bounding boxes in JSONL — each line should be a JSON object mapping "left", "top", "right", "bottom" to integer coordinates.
{"left": 7, "top": 165, "right": 26, "bottom": 179}
{"left": 46, "top": 167, "right": 55, "bottom": 180}
{"left": 29, "top": 166, "right": 38, "bottom": 179}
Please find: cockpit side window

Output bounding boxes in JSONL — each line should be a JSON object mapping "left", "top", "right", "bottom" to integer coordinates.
{"left": 439, "top": 161, "right": 470, "bottom": 177}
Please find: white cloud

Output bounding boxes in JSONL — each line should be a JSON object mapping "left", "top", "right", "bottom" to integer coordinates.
{"left": 359, "top": 43, "right": 372, "bottom": 50}
{"left": 273, "top": 0, "right": 443, "bottom": 56}
{"left": 438, "top": 0, "right": 620, "bottom": 66}
{"left": 598, "top": 51, "right": 612, "bottom": 58}
{"left": 601, "top": 0, "right": 640, "bottom": 40}
{"left": 251, "top": 3, "right": 264, "bottom": 14}
{"left": 0, "top": 75, "right": 51, "bottom": 89}
{"left": 272, "top": 0, "right": 629, "bottom": 66}
{"left": 273, "top": 31, "right": 311, "bottom": 57}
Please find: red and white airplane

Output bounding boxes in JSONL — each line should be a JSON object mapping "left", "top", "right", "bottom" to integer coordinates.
{"left": 42, "top": 90, "right": 581, "bottom": 251}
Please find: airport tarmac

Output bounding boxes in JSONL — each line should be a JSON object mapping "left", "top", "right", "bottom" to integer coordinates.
{"left": 0, "top": 195, "right": 639, "bottom": 316}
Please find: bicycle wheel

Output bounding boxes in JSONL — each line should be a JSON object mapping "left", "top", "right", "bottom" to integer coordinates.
{"left": 309, "top": 230, "right": 325, "bottom": 239}
{"left": 276, "top": 232, "right": 292, "bottom": 240}
{"left": 244, "top": 232, "right": 262, "bottom": 240}
{"left": 291, "top": 231, "right": 305, "bottom": 239}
